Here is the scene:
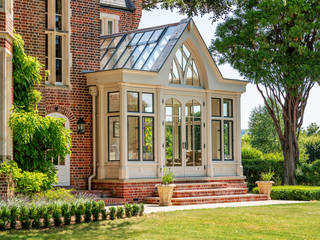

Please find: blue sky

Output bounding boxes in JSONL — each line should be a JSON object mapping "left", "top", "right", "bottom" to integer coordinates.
{"left": 139, "top": 9, "right": 320, "bottom": 129}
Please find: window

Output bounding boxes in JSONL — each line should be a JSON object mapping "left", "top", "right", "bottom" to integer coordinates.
{"left": 0, "top": 0, "right": 4, "bottom": 10}
{"left": 211, "top": 98, "right": 234, "bottom": 161}
{"left": 127, "top": 91, "right": 155, "bottom": 162}
{"left": 108, "top": 116, "right": 120, "bottom": 161}
{"left": 45, "top": 0, "right": 70, "bottom": 86}
{"left": 169, "top": 43, "right": 201, "bottom": 87}
{"left": 100, "top": 13, "right": 119, "bottom": 35}
{"left": 108, "top": 92, "right": 120, "bottom": 113}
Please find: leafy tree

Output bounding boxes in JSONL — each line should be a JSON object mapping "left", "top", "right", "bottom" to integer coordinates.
{"left": 249, "top": 104, "right": 282, "bottom": 154}
{"left": 9, "top": 33, "right": 71, "bottom": 173}
{"left": 306, "top": 123, "right": 320, "bottom": 136}
{"left": 142, "top": 0, "right": 234, "bottom": 20}
{"left": 212, "top": 0, "right": 320, "bottom": 184}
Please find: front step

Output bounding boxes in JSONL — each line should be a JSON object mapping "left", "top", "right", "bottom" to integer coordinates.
{"left": 96, "top": 197, "right": 127, "bottom": 206}
{"left": 173, "top": 182, "right": 228, "bottom": 190}
{"left": 144, "top": 194, "right": 268, "bottom": 205}
{"left": 172, "top": 188, "right": 248, "bottom": 198}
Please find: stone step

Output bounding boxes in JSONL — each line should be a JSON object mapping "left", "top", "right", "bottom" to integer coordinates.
{"left": 173, "top": 182, "right": 228, "bottom": 190}
{"left": 172, "top": 188, "right": 248, "bottom": 198}
{"left": 144, "top": 194, "right": 268, "bottom": 205}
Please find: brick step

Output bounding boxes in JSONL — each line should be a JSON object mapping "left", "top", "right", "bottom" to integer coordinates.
{"left": 73, "top": 190, "right": 113, "bottom": 198}
{"left": 172, "top": 188, "right": 248, "bottom": 198}
{"left": 227, "top": 183, "right": 248, "bottom": 188}
{"left": 144, "top": 194, "right": 268, "bottom": 205}
{"left": 173, "top": 182, "right": 228, "bottom": 190}
{"left": 96, "top": 197, "right": 127, "bottom": 206}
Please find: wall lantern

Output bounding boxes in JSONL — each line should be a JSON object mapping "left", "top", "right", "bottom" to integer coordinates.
{"left": 77, "top": 118, "right": 86, "bottom": 134}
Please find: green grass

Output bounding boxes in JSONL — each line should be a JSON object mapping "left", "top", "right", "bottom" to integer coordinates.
{"left": 1, "top": 202, "right": 320, "bottom": 240}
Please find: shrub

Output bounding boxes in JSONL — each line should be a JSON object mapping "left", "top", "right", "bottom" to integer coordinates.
{"left": 91, "top": 201, "right": 100, "bottom": 222}
{"left": 243, "top": 158, "right": 283, "bottom": 189}
{"left": 43, "top": 209, "right": 51, "bottom": 228}
{"left": 64, "top": 210, "right": 71, "bottom": 225}
{"left": 109, "top": 207, "right": 116, "bottom": 220}
{"left": 296, "top": 160, "right": 320, "bottom": 185}
{"left": 70, "top": 203, "right": 76, "bottom": 216}
{"left": 139, "top": 203, "right": 144, "bottom": 216}
{"left": 10, "top": 206, "right": 19, "bottom": 229}
{"left": 20, "top": 206, "right": 31, "bottom": 230}
{"left": 53, "top": 206, "right": 62, "bottom": 227}
{"left": 30, "top": 204, "right": 41, "bottom": 229}
{"left": 132, "top": 204, "right": 140, "bottom": 217}
{"left": 0, "top": 206, "right": 10, "bottom": 230}
{"left": 38, "top": 188, "right": 74, "bottom": 201}
{"left": 253, "top": 186, "right": 320, "bottom": 201}
{"left": 116, "top": 207, "right": 124, "bottom": 219}
{"left": 84, "top": 201, "right": 92, "bottom": 222}
{"left": 75, "top": 203, "right": 85, "bottom": 224}
{"left": 124, "top": 203, "right": 132, "bottom": 218}
{"left": 241, "top": 147, "right": 262, "bottom": 160}
{"left": 304, "top": 136, "right": 320, "bottom": 163}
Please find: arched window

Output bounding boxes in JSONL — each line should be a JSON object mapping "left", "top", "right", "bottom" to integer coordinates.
{"left": 169, "top": 44, "right": 201, "bottom": 87}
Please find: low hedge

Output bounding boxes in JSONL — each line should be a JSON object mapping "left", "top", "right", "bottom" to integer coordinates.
{"left": 243, "top": 158, "right": 283, "bottom": 189}
{"left": 253, "top": 186, "right": 320, "bottom": 201}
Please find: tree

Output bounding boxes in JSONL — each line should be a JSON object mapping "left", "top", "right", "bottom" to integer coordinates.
{"left": 306, "top": 123, "right": 320, "bottom": 136}
{"left": 10, "top": 33, "right": 71, "bottom": 173}
{"left": 249, "top": 104, "right": 282, "bottom": 154}
{"left": 142, "top": 0, "right": 234, "bottom": 20}
{"left": 212, "top": 0, "right": 320, "bottom": 184}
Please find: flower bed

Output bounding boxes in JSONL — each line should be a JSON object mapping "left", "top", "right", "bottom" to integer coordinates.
{"left": 253, "top": 185, "right": 320, "bottom": 201}
{"left": 0, "top": 194, "right": 144, "bottom": 230}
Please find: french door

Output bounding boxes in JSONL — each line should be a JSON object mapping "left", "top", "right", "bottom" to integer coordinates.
{"left": 164, "top": 96, "right": 205, "bottom": 177}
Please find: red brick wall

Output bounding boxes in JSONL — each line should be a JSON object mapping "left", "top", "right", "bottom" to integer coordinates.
{"left": 0, "top": 175, "right": 10, "bottom": 201}
{"left": 13, "top": 0, "right": 101, "bottom": 189}
{"left": 100, "top": 0, "right": 142, "bottom": 32}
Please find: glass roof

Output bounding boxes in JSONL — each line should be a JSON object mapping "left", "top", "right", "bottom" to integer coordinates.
{"left": 100, "top": 18, "right": 191, "bottom": 72}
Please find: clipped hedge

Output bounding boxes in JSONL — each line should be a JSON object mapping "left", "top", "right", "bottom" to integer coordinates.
{"left": 253, "top": 186, "right": 320, "bottom": 201}
{"left": 243, "top": 158, "right": 283, "bottom": 189}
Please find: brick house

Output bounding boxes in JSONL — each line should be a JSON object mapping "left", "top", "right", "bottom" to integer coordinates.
{"left": 0, "top": 0, "right": 267, "bottom": 204}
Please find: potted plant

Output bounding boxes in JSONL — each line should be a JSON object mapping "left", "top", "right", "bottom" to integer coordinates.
{"left": 156, "top": 172, "right": 175, "bottom": 206}
{"left": 256, "top": 170, "right": 275, "bottom": 200}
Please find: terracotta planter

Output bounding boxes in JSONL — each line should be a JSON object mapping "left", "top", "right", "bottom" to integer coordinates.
{"left": 156, "top": 184, "right": 176, "bottom": 206}
{"left": 256, "top": 181, "right": 274, "bottom": 200}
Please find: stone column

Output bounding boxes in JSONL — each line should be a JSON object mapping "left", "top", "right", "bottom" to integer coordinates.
{"left": 119, "top": 84, "right": 128, "bottom": 180}
{"left": 96, "top": 85, "right": 106, "bottom": 179}
{"left": 0, "top": 0, "right": 14, "bottom": 162}
{"left": 235, "top": 95, "right": 244, "bottom": 177}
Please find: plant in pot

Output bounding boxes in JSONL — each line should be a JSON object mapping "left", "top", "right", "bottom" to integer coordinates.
{"left": 156, "top": 172, "right": 175, "bottom": 206}
{"left": 256, "top": 170, "right": 275, "bottom": 200}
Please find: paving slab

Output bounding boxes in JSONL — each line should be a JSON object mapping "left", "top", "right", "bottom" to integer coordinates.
{"left": 143, "top": 200, "right": 309, "bottom": 214}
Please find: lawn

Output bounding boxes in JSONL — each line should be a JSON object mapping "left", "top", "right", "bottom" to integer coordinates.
{"left": 1, "top": 202, "right": 320, "bottom": 240}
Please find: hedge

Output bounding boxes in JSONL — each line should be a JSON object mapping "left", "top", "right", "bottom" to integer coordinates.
{"left": 243, "top": 158, "right": 283, "bottom": 189}
{"left": 253, "top": 186, "right": 320, "bottom": 201}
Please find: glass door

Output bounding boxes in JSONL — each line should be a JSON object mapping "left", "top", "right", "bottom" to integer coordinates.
{"left": 164, "top": 97, "right": 205, "bottom": 177}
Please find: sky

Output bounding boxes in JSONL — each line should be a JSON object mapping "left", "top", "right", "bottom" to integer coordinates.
{"left": 139, "top": 9, "right": 320, "bottom": 130}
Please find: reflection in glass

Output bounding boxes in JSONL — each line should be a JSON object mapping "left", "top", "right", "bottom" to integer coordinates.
{"left": 223, "top": 99, "right": 233, "bottom": 117}
{"left": 55, "top": 0, "right": 62, "bottom": 30}
{"left": 108, "top": 92, "right": 120, "bottom": 113}
{"left": 185, "top": 100, "right": 202, "bottom": 167}
{"left": 127, "top": 92, "right": 139, "bottom": 112}
{"left": 212, "top": 98, "right": 221, "bottom": 117}
{"left": 142, "top": 93, "right": 153, "bottom": 113}
{"left": 224, "top": 121, "right": 233, "bottom": 160}
{"left": 212, "top": 120, "right": 221, "bottom": 160}
{"left": 128, "top": 116, "right": 139, "bottom": 161}
{"left": 169, "top": 60, "right": 180, "bottom": 84}
{"left": 165, "top": 99, "right": 182, "bottom": 167}
{"left": 109, "top": 116, "right": 120, "bottom": 161}
{"left": 143, "top": 117, "right": 154, "bottom": 161}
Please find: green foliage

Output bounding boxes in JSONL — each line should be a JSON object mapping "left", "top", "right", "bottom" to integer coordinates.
{"left": 248, "top": 105, "right": 282, "bottom": 154}
{"left": 109, "top": 207, "right": 116, "bottom": 220}
{"left": 116, "top": 207, "right": 124, "bottom": 219}
{"left": 161, "top": 172, "right": 174, "bottom": 185}
{"left": 75, "top": 203, "right": 85, "bottom": 224}
{"left": 296, "top": 160, "right": 320, "bottom": 186}
{"left": 253, "top": 186, "right": 320, "bottom": 201}
{"left": 124, "top": 203, "right": 132, "bottom": 218}
{"left": 84, "top": 202, "right": 92, "bottom": 222}
{"left": 0, "top": 161, "right": 22, "bottom": 181}
{"left": 10, "top": 206, "right": 19, "bottom": 229}
{"left": 53, "top": 206, "right": 62, "bottom": 227}
{"left": 91, "top": 201, "right": 100, "bottom": 222}
{"left": 43, "top": 210, "right": 51, "bottom": 228}
{"left": 241, "top": 147, "right": 262, "bottom": 160}
{"left": 20, "top": 206, "right": 31, "bottom": 230}
{"left": 139, "top": 203, "right": 144, "bottom": 216}
{"left": 31, "top": 206, "right": 41, "bottom": 229}
{"left": 36, "top": 188, "right": 74, "bottom": 201}
{"left": 260, "top": 170, "right": 274, "bottom": 181}
{"left": 243, "top": 158, "right": 283, "bottom": 189}
{"left": 0, "top": 206, "right": 10, "bottom": 230}
{"left": 241, "top": 133, "right": 251, "bottom": 149}
{"left": 11, "top": 33, "right": 71, "bottom": 174}
{"left": 306, "top": 123, "right": 320, "bottom": 136}
{"left": 303, "top": 136, "right": 320, "bottom": 163}
{"left": 132, "top": 204, "right": 140, "bottom": 217}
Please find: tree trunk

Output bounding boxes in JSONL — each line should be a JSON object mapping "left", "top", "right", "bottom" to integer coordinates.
{"left": 281, "top": 133, "right": 298, "bottom": 185}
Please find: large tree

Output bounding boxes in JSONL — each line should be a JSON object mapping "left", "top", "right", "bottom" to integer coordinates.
{"left": 212, "top": 0, "right": 320, "bottom": 184}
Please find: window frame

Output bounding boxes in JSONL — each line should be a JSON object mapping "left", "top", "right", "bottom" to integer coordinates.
{"left": 142, "top": 116, "right": 155, "bottom": 162}
{"left": 100, "top": 13, "right": 119, "bottom": 36}
{"left": 142, "top": 92, "right": 154, "bottom": 114}
{"left": 127, "top": 115, "right": 141, "bottom": 162}
{"left": 108, "top": 115, "right": 121, "bottom": 162}
{"left": 108, "top": 91, "right": 120, "bottom": 113}
{"left": 223, "top": 120, "right": 234, "bottom": 161}
{"left": 223, "top": 98, "right": 234, "bottom": 118}
{"left": 127, "top": 91, "right": 140, "bottom": 113}
{"left": 212, "top": 98, "right": 221, "bottom": 117}
{"left": 211, "top": 119, "right": 222, "bottom": 161}
{"left": 45, "top": 0, "right": 70, "bottom": 87}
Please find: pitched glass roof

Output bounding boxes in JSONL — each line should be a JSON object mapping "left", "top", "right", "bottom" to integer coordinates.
{"left": 100, "top": 18, "right": 191, "bottom": 72}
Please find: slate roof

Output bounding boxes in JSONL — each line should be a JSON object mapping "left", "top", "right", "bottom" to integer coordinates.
{"left": 100, "top": 18, "right": 191, "bottom": 72}
{"left": 100, "top": 0, "right": 136, "bottom": 11}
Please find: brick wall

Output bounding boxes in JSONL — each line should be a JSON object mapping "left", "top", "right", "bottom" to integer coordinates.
{"left": 13, "top": 0, "right": 101, "bottom": 189}
{"left": 0, "top": 175, "right": 10, "bottom": 201}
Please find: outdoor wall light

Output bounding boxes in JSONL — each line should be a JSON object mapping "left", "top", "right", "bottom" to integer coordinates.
{"left": 77, "top": 118, "right": 86, "bottom": 134}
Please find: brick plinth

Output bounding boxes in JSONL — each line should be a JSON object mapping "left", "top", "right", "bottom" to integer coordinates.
{"left": 0, "top": 174, "right": 10, "bottom": 201}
